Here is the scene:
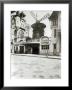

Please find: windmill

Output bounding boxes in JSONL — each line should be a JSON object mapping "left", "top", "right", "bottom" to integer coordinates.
{"left": 30, "top": 11, "right": 50, "bottom": 39}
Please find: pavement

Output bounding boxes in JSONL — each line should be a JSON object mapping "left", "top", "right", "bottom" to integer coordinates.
{"left": 11, "top": 53, "right": 61, "bottom": 60}
{"left": 11, "top": 54, "right": 61, "bottom": 79}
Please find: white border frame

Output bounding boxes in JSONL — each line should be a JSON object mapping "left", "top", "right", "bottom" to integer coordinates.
{"left": 4, "top": 4, "right": 69, "bottom": 86}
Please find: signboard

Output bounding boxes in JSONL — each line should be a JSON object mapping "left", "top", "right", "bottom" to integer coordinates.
{"left": 41, "top": 36, "right": 49, "bottom": 44}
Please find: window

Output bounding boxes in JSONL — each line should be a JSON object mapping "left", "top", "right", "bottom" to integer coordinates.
{"left": 47, "top": 45, "right": 49, "bottom": 49}
{"left": 42, "top": 45, "right": 44, "bottom": 49}
{"left": 54, "top": 29, "right": 56, "bottom": 38}
{"left": 14, "top": 30, "right": 17, "bottom": 36}
{"left": 19, "top": 30, "right": 24, "bottom": 39}
{"left": 11, "top": 18, "right": 15, "bottom": 25}
{"left": 54, "top": 44, "right": 56, "bottom": 49}
{"left": 53, "top": 20, "right": 56, "bottom": 26}
{"left": 14, "top": 38, "right": 17, "bottom": 42}
{"left": 41, "top": 45, "right": 49, "bottom": 49}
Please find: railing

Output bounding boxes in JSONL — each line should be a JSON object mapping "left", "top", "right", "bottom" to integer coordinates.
{"left": 32, "top": 39, "right": 40, "bottom": 42}
{"left": 26, "top": 39, "right": 40, "bottom": 42}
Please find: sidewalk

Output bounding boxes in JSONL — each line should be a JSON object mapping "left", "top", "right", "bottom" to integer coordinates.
{"left": 11, "top": 53, "right": 61, "bottom": 60}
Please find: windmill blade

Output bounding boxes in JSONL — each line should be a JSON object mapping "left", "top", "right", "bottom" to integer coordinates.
{"left": 39, "top": 13, "right": 50, "bottom": 22}
{"left": 30, "top": 11, "right": 37, "bottom": 21}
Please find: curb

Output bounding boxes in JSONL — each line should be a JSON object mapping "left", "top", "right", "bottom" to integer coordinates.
{"left": 11, "top": 53, "right": 61, "bottom": 60}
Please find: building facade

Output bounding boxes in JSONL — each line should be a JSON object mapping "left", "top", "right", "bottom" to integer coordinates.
{"left": 11, "top": 11, "right": 30, "bottom": 54}
{"left": 49, "top": 11, "right": 61, "bottom": 56}
{"left": 11, "top": 11, "right": 61, "bottom": 56}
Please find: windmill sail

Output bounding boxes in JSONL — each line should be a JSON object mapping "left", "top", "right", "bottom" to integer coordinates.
{"left": 30, "top": 11, "right": 50, "bottom": 39}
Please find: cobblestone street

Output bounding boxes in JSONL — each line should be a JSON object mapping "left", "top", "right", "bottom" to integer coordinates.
{"left": 11, "top": 54, "right": 61, "bottom": 79}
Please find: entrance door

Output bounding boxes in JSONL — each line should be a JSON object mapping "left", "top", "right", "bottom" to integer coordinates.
{"left": 20, "top": 46, "right": 24, "bottom": 53}
{"left": 32, "top": 44, "right": 39, "bottom": 54}
{"left": 14, "top": 46, "right": 18, "bottom": 53}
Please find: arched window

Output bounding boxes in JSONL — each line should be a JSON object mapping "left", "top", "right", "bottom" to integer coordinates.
{"left": 14, "top": 30, "right": 17, "bottom": 36}
{"left": 18, "top": 29, "right": 24, "bottom": 39}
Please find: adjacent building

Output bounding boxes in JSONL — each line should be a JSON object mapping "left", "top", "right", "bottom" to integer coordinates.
{"left": 11, "top": 11, "right": 30, "bottom": 54}
{"left": 49, "top": 11, "right": 61, "bottom": 56}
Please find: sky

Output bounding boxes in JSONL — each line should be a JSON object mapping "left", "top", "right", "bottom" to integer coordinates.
{"left": 23, "top": 11, "right": 52, "bottom": 38}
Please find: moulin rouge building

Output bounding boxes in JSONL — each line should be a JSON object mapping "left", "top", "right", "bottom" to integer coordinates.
{"left": 11, "top": 11, "right": 61, "bottom": 56}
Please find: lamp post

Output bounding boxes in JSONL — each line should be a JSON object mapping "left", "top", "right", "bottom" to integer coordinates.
{"left": 47, "top": 39, "right": 51, "bottom": 57}
{"left": 46, "top": 37, "right": 49, "bottom": 58}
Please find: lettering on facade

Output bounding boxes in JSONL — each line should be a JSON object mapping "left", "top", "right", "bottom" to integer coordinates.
{"left": 41, "top": 36, "right": 49, "bottom": 45}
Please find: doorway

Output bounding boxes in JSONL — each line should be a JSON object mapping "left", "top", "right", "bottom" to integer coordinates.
{"left": 32, "top": 44, "right": 39, "bottom": 54}
{"left": 20, "top": 46, "right": 24, "bottom": 53}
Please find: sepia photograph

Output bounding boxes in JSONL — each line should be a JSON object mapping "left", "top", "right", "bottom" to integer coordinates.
{"left": 10, "top": 10, "right": 61, "bottom": 79}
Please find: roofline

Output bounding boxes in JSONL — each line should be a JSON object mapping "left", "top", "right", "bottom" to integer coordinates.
{"left": 49, "top": 11, "right": 61, "bottom": 20}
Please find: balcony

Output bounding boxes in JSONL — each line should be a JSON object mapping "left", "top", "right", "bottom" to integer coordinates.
{"left": 26, "top": 39, "right": 40, "bottom": 43}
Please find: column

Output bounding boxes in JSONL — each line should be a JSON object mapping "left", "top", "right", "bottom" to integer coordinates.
{"left": 39, "top": 43, "right": 41, "bottom": 55}
{"left": 18, "top": 45, "right": 20, "bottom": 53}
{"left": 12, "top": 45, "right": 14, "bottom": 53}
